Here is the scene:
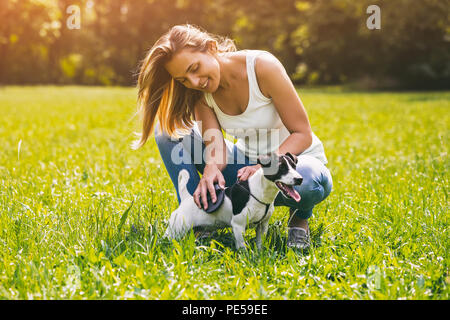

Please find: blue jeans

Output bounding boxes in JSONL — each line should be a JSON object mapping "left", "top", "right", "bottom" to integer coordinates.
{"left": 154, "top": 123, "right": 332, "bottom": 220}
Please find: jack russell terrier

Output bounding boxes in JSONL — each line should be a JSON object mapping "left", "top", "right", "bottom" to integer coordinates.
{"left": 164, "top": 152, "right": 303, "bottom": 249}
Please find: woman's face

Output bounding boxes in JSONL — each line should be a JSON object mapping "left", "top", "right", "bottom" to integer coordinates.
{"left": 164, "top": 46, "right": 220, "bottom": 93}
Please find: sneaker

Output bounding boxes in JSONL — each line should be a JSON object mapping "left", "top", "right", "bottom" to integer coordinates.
{"left": 287, "top": 227, "right": 311, "bottom": 250}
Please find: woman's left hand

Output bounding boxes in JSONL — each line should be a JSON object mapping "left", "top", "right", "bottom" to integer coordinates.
{"left": 237, "top": 164, "right": 262, "bottom": 181}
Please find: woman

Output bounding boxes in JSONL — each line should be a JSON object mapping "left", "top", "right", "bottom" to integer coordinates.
{"left": 133, "top": 24, "right": 332, "bottom": 250}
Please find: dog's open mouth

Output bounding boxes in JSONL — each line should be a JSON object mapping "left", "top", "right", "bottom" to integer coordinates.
{"left": 275, "top": 182, "right": 301, "bottom": 202}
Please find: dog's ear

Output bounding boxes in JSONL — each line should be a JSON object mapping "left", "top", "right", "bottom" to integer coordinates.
{"left": 257, "top": 154, "right": 272, "bottom": 167}
{"left": 285, "top": 152, "right": 298, "bottom": 165}
{"left": 258, "top": 152, "right": 280, "bottom": 176}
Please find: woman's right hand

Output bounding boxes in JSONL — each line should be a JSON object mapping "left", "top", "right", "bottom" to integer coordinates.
{"left": 193, "top": 164, "right": 226, "bottom": 210}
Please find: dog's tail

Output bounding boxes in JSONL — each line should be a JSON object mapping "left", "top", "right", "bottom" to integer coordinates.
{"left": 178, "top": 169, "right": 191, "bottom": 202}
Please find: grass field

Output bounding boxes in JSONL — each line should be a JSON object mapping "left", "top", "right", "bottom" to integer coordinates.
{"left": 0, "top": 86, "right": 448, "bottom": 299}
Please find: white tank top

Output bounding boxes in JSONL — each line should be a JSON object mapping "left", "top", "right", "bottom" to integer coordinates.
{"left": 203, "top": 49, "right": 328, "bottom": 164}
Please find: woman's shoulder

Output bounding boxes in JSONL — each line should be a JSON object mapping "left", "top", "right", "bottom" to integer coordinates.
{"left": 223, "top": 49, "right": 271, "bottom": 62}
{"left": 234, "top": 49, "right": 281, "bottom": 77}
{"left": 242, "top": 49, "right": 276, "bottom": 59}
{"left": 252, "top": 51, "right": 285, "bottom": 99}
{"left": 252, "top": 50, "right": 282, "bottom": 71}
{"left": 224, "top": 49, "right": 280, "bottom": 100}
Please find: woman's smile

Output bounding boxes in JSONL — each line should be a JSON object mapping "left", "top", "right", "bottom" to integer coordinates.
{"left": 200, "top": 78, "right": 209, "bottom": 90}
{"left": 164, "top": 46, "right": 226, "bottom": 93}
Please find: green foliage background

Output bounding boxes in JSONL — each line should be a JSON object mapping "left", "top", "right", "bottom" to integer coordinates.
{"left": 1, "top": 0, "right": 449, "bottom": 88}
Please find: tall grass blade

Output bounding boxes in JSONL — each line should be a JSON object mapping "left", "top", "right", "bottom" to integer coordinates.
{"left": 117, "top": 200, "right": 134, "bottom": 233}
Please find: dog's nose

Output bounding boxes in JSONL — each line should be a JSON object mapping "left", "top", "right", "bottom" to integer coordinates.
{"left": 294, "top": 177, "right": 303, "bottom": 185}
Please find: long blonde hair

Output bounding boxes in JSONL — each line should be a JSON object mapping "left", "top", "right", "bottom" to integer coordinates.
{"left": 132, "top": 24, "right": 236, "bottom": 149}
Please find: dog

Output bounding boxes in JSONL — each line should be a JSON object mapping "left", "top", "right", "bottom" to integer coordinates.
{"left": 164, "top": 152, "right": 303, "bottom": 249}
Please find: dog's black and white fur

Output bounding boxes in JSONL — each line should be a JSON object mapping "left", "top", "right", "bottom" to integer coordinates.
{"left": 164, "top": 152, "right": 303, "bottom": 249}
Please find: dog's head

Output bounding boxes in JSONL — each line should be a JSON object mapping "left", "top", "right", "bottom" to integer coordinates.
{"left": 257, "top": 152, "right": 303, "bottom": 202}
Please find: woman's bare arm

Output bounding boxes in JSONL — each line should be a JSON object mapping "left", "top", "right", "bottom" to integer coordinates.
{"left": 192, "top": 97, "right": 227, "bottom": 209}
{"left": 255, "top": 52, "right": 313, "bottom": 156}
{"left": 194, "top": 97, "right": 227, "bottom": 170}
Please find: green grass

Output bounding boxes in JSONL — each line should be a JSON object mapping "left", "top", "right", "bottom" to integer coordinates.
{"left": 0, "top": 85, "right": 448, "bottom": 299}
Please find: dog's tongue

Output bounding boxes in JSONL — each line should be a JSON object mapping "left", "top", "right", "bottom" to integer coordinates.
{"left": 286, "top": 186, "right": 301, "bottom": 202}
